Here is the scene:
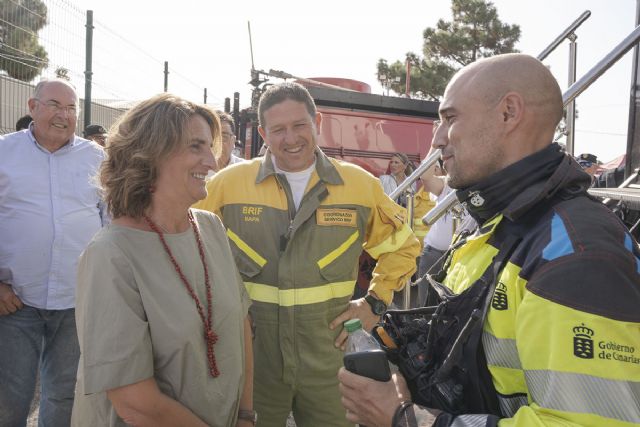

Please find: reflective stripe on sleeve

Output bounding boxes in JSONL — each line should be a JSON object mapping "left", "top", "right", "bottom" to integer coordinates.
{"left": 450, "top": 414, "right": 494, "bottom": 427}
{"left": 497, "top": 393, "right": 528, "bottom": 418}
{"left": 367, "top": 223, "right": 413, "bottom": 259}
{"left": 244, "top": 281, "right": 355, "bottom": 306}
{"left": 227, "top": 229, "right": 267, "bottom": 267}
{"left": 483, "top": 332, "right": 522, "bottom": 370}
{"left": 317, "top": 230, "right": 360, "bottom": 269}
{"left": 525, "top": 370, "right": 640, "bottom": 424}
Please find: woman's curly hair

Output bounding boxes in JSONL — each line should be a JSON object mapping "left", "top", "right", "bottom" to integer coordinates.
{"left": 100, "top": 93, "right": 220, "bottom": 219}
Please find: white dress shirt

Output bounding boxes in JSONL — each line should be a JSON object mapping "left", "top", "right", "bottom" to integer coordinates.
{"left": 0, "top": 127, "right": 106, "bottom": 309}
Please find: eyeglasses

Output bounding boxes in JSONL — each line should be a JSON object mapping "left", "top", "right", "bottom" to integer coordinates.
{"left": 35, "top": 99, "right": 78, "bottom": 116}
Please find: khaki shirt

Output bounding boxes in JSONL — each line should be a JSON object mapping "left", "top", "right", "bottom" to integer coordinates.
{"left": 72, "top": 210, "right": 250, "bottom": 427}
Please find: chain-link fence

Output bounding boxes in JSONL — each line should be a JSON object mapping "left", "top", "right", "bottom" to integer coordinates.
{"left": 0, "top": 0, "right": 218, "bottom": 135}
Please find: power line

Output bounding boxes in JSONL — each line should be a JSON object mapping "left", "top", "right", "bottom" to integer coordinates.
{"left": 575, "top": 129, "right": 626, "bottom": 137}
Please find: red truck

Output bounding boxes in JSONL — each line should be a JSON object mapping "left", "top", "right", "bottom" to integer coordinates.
{"left": 238, "top": 77, "right": 440, "bottom": 176}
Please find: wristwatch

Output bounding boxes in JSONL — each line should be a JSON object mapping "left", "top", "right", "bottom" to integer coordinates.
{"left": 364, "top": 293, "right": 388, "bottom": 316}
{"left": 238, "top": 409, "right": 257, "bottom": 425}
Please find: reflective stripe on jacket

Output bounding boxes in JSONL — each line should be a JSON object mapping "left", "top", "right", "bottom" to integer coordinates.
{"left": 440, "top": 199, "right": 640, "bottom": 426}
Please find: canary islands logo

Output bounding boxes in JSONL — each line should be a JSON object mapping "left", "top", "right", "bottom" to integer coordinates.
{"left": 469, "top": 191, "right": 485, "bottom": 207}
{"left": 573, "top": 324, "right": 595, "bottom": 359}
{"left": 491, "top": 282, "right": 508, "bottom": 310}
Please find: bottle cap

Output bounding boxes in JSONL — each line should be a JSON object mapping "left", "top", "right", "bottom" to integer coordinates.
{"left": 344, "top": 318, "right": 363, "bottom": 333}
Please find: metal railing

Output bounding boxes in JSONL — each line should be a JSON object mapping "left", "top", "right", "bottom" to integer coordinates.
{"left": 537, "top": 10, "right": 591, "bottom": 61}
{"left": 388, "top": 148, "right": 441, "bottom": 308}
{"left": 536, "top": 10, "right": 591, "bottom": 156}
{"left": 422, "top": 23, "right": 640, "bottom": 231}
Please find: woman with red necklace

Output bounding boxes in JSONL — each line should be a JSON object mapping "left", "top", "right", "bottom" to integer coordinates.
{"left": 72, "top": 94, "right": 255, "bottom": 427}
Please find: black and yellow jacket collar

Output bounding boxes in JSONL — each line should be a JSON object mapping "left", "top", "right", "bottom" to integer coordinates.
{"left": 456, "top": 143, "right": 592, "bottom": 226}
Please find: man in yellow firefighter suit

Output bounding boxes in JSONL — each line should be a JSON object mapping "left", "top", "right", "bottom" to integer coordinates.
{"left": 411, "top": 188, "right": 435, "bottom": 248}
{"left": 339, "top": 54, "right": 640, "bottom": 426}
{"left": 195, "top": 82, "right": 420, "bottom": 426}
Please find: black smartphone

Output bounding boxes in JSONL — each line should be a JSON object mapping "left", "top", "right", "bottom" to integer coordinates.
{"left": 343, "top": 349, "right": 391, "bottom": 382}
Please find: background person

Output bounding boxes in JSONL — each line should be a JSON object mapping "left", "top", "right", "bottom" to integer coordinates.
{"left": 576, "top": 152, "right": 599, "bottom": 176}
{"left": 0, "top": 78, "right": 106, "bottom": 426}
{"left": 417, "top": 155, "right": 448, "bottom": 273}
{"left": 83, "top": 123, "right": 108, "bottom": 147}
{"left": 215, "top": 111, "right": 245, "bottom": 171}
{"left": 379, "top": 152, "right": 416, "bottom": 207}
{"left": 417, "top": 162, "right": 475, "bottom": 307}
{"left": 195, "top": 82, "right": 419, "bottom": 427}
{"left": 72, "top": 94, "right": 254, "bottom": 427}
{"left": 410, "top": 187, "right": 435, "bottom": 249}
{"left": 339, "top": 53, "right": 640, "bottom": 427}
{"left": 15, "top": 113, "right": 32, "bottom": 131}
{"left": 396, "top": 185, "right": 436, "bottom": 308}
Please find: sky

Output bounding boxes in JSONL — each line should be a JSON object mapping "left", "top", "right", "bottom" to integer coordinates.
{"left": 73, "top": 0, "right": 636, "bottom": 163}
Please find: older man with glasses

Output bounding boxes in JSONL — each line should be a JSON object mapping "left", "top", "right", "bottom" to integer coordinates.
{"left": 0, "top": 78, "right": 107, "bottom": 426}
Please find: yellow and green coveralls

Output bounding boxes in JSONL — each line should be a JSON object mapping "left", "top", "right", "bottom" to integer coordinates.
{"left": 411, "top": 188, "right": 435, "bottom": 247}
{"left": 195, "top": 149, "right": 420, "bottom": 426}
{"left": 427, "top": 152, "right": 640, "bottom": 426}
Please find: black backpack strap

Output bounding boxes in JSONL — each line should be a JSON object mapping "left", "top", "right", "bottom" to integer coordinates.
{"left": 432, "top": 233, "right": 522, "bottom": 385}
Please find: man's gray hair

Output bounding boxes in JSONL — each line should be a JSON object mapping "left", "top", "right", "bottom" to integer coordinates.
{"left": 33, "top": 78, "right": 79, "bottom": 104}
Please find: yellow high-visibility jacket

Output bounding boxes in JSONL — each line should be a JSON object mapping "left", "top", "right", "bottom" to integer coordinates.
{"left": 431, "top": 152, "right": 640, "bottom": 426}
{"left": 411, "top": 187, "right": 435, "bottom": 246}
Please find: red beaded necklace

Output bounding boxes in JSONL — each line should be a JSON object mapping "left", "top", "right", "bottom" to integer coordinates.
{"left": 143, "top": 209, "right": 220, "bottom": 377}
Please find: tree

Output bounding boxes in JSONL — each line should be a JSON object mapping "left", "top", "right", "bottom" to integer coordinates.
{"left": 377, "top": 0, "right": 520, "bottom": 100}
{"left": 0, "top": 0, "right": 49, "bottom": 81}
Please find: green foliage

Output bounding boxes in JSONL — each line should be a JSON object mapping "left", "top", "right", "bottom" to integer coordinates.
{"left": 0, "top": 0, "right": 49, "bottom": 81}
{"left": 377, "top": 0, "right": 520, "bottom": 100}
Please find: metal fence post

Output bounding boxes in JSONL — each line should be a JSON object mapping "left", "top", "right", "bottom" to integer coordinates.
{"left": 566, "top": 33, "right": 578, "bottom": 156}
{"left": 84, "top": 10, "right": 94, "bottom": 130}
{"left": 233, "top": 92, "right": 240, "bottom": 136}
{"left": 164, "top": 61, "right": 169, "bottom": 92}
{"left": 626, "top": 0, "right": 640, "bottom": 177}
{"left": 203, "top": 88, "right": 207, "bottom": 104}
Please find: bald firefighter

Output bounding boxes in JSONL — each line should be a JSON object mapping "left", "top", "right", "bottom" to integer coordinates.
{"left": 339, "top": 53, "right": 640, "bottom": 427}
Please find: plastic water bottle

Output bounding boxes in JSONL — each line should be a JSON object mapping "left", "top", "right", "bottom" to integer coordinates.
{"left": 344, "top": 318, "right": 381, "bottom": 427}
{"left": 344, "top": 318, "right": 379, "bottom": 353}
{"left": 344, "top": 319, "right": 399, "bottom": 376}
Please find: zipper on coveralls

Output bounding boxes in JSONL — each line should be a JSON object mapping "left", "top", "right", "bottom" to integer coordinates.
{"left": 275, "top": 173, "right": 296, "bottom": 252}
